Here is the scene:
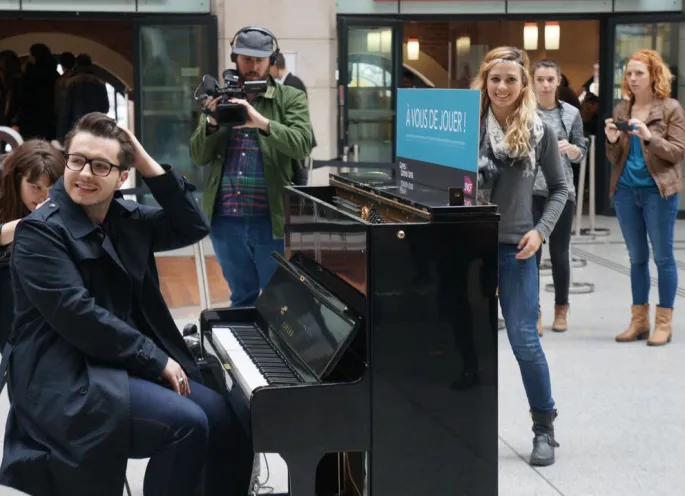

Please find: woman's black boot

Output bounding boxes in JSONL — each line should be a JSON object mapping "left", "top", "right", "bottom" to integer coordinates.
{"left": 529, "top": 409, "right": 559, "bottom": 466}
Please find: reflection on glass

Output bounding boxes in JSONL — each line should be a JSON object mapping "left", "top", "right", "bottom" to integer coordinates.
{"left": 138, "top": 24, "right": 212, "bottom": 205}
{"left": 257, "top": 263, "right": 358, "bottom": 379}
{"left": 613, "top": 23, "right": 673, "bottom": 105}
{"left": 346, "top": 27, "right": 396, "bottom": 163}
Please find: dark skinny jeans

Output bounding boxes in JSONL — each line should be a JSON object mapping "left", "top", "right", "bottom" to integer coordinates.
{"left": 532, "top": 195, "right": 575, "bottom": 306}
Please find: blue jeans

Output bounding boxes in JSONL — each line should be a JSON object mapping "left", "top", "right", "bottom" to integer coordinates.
{"left": 499, "top": 244, "right": 555, "bottom": 412}
{"left": 209, "top": 214, "right": 285, "bottom": 307}
{"left": 613, "top": 187, "right": 679, "bottom": 309}
{"left": 128, "top": 377, "right": 251, "bottom": 496}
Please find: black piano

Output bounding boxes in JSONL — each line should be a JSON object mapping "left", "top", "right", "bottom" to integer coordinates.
{"left": 185, "top": 171, "right": 500, "bottom": 496}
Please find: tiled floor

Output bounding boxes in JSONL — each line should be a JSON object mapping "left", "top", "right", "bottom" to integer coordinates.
{"left": 2, "top": 214, "right": 684, "bottom": 495}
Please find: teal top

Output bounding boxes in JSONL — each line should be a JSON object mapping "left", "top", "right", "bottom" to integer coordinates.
{"left": 619, "top": 135, "right": 657, "bottom": 189}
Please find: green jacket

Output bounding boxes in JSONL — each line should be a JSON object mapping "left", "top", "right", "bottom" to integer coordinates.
{"left": 189, "top": 78, "right": 312, "bottom": 238}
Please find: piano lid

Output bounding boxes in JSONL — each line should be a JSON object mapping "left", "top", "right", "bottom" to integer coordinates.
{"left": 330, "top": 171, "right": 497, "bottom": 216}
{"left": 255, "top": 253, "right": 362, "bottom": 381}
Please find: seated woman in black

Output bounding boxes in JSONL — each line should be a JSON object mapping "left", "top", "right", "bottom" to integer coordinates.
{"left": 0, "top": 140, "right": 64, "bottom": 350}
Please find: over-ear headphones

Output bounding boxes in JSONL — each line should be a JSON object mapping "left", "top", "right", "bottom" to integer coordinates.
{"left": 230, "top": 26, "right": 280, "bottom": 66}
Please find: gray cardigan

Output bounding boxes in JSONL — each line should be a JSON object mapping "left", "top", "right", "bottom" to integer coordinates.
{"left": 533, "top": 101, "right": 587, "bottom": 203}
{"left": 491, "top": 122, "right": 568, "bottom": 244}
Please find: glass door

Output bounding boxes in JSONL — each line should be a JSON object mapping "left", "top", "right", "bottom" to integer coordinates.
{"left": 132, "top": 16, "right": 221, "bottom": 319}
{"left": 133, "top": 15, "right": 218, "bottom": 205}
{"left": 608, "top": 14, "right": 685, "bottom": 211}
{"left": 338, "top": 18, "right": 403, "bottom": 165}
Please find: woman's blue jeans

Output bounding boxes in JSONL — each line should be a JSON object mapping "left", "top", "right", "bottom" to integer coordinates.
{"left": 613, "top": 186, "right": 679, "bottom": 309}
{"left": 499, "top": 244, "right": 555, "bottom": 412}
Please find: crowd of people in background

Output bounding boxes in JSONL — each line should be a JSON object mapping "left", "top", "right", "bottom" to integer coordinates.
{"left": 0, "top": 43, "right": 108, "bottom": 147}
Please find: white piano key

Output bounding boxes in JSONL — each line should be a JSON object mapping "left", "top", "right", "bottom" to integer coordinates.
{"left": 212, "top": 326, "right": 268, "bottom": 392}
{"left": 211, "top": 327, "right": 289, "bottom": 495}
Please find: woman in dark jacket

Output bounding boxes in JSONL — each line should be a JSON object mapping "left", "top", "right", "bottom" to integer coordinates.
{"left": 0, "top": 140, "right": 64, "bottom": 349}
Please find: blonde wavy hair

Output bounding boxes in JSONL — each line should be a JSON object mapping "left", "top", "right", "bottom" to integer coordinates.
{"left": 470, "top": 46, "right": 538, "bottom": 157}
{"left": 621, "top": 49, "right": 672, "bottom": 100}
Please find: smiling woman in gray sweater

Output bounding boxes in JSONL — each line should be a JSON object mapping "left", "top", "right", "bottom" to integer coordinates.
{"left": 472, "top": 46, "right": 568, "bottom": 468}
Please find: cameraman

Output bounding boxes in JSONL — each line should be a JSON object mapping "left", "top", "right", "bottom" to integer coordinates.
{"left": 190, "top": 27, "right": 312, "bottom": 307}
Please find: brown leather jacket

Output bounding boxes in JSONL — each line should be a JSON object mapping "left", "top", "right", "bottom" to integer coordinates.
{"left": 606, "top": 97, "right": 685, "bottom": 198}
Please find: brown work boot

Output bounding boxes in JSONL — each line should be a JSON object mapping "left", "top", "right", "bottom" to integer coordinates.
{"left": 615, "top": 304, "right": 650, "bottom": 342}
{"left": 647, "top": 306, "right": 673, "bottom": 346}
{"left": 537, "top": 311, "right": 543, "bottom": 337}
{"left": 552, "top": 304, "right": 569, "bottom": 333}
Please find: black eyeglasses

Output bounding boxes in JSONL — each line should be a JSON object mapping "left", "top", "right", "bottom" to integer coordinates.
{"left": 65, "top": 153, "right": 128, "bottom": 177}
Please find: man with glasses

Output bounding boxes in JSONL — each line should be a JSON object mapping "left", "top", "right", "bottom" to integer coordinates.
{"left": 0, "top": 112, "right": 253, "bottom": 496}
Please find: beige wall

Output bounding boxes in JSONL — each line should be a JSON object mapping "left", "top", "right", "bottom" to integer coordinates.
{"left": 211, "top": 0, "right": 337, "bottom": 161}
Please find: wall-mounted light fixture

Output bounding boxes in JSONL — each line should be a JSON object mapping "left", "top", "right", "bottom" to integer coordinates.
{"left": 545, "top": 22, "right": 560, "bottom": 50}
{"left": 407, "top": 36, "right": 420, "bottom": 60}
{"left": 523, "top": 22, "right": 538, "bottom": 51}
{"left": 456, "top": 36, "right": 471, "bottom": 56}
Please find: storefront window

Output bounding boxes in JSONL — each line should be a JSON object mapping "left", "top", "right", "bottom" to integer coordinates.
{"left": 344, "top": 27, "right": 396, "bottom": 163}
{"left": 613, "top": 0, "right": 683, "bottom": 11}
{"left": 137, "top": 22, "right": 215, "bottom": 205}
{"left": 337, "top": 0, "right": 400, "bottom": 14}
{"left": 507, "top": 0, "right": 611, "bottom": 13}
{"left": 336, "top": 0, "right": 681, "bottom": 14}
{"left": 0, "top": 0, "right": 209, "bottom": 13}
{"left": 612, "top": 23, "right": 676, "bottom": 105}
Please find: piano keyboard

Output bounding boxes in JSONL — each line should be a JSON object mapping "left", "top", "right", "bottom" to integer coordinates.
{"left": 212, "top": 325, "right": 292, "bottom": 495}
{"left": 212, "top": 325, "right": 300, "bottom": 393}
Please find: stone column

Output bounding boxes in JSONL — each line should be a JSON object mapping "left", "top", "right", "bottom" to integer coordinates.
{"left": 210, "top": 0, "right": 337, "bottom": 161}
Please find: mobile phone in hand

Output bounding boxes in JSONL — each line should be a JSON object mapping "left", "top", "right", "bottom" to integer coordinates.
{"left": 614, "top": 120, "right": 636, "bottom": 132}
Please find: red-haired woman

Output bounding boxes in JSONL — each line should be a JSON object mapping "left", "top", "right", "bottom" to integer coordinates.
{"left": 606, "top": 49, "right": 685, "bottom": 346}
{"left": 0, "top": 140, "right": 64, "bottom": 349}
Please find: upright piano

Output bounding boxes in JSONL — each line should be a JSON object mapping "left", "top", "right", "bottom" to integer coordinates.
{"left": 186, "top": 171, "right": 500, "bottom": 496}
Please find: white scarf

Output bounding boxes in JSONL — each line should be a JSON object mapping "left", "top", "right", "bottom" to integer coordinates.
{"left": 477, "top": 107, "right": 545, "bottom": 202}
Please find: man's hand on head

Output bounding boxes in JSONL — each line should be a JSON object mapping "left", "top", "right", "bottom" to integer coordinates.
{"left": 116, "top": 124, "right": 165, "bottom": 178}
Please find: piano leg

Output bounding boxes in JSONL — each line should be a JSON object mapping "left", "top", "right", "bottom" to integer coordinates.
{"left": 280, "top": 451, "right": 322, "bottom": 496}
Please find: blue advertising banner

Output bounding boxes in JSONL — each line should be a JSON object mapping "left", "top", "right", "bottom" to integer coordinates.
{"left": 396, "top": 88, "right": 481, "bottom": 203}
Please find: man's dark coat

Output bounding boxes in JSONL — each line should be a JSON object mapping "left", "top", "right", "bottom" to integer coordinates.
{"left": 0, "top": 166, "right": 210, "bottom": 495}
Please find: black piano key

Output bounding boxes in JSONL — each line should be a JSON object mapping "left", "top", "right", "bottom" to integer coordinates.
{"left": 228, "top": 325, "right": 303, "bottom": 383}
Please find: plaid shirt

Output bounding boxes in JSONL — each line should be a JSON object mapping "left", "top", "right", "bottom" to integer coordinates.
{"left": 214, "top": 128, "right": 269, "bottom": 216}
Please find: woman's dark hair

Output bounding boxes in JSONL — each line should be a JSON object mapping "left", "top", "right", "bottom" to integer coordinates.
{"left": 64, "top": 112, "right": 134, "bottom": 169}
{"left": 0, "top": 140, "right": 65, "bottom": 222}
{"left": 532, "top": 59, "right": 562, "bottom": 102}
{"left": 532, "top": 58, "right": 561, "bottom": 78}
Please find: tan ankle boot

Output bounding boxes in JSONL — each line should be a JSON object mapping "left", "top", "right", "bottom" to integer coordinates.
{"left": 537, "top": 311, "right": 543, "bottom": 337}
{"left": 552, "top": 304, "right": 569, "bottom": 332}
{"left": 615, "top": 304, "right": 650, "bottom": 342}
{"left": 647, "top": 306, "right": 673, "bottom": 346}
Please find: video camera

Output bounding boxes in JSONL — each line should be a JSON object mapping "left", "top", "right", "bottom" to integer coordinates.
{"left": 194, "top": 69, "right": 268, "bottom": 126}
